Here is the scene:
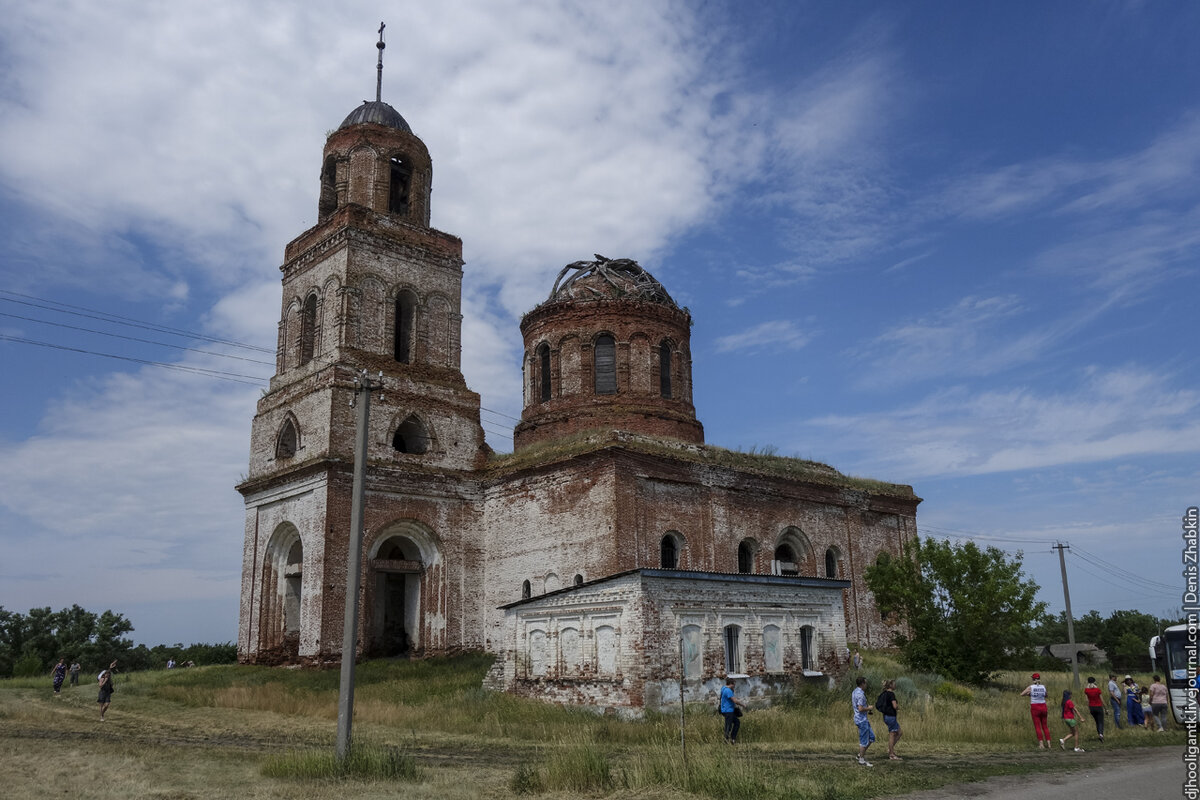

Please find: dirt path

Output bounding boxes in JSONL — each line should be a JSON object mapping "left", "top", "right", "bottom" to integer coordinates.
{"left": 890, "top": 745, "right": 1184, "bottom": 799}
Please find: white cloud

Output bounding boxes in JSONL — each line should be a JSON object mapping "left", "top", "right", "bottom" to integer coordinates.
{"left": 806, "top": 366, "right": 1200, "bottom": 478}
{"left": 714, "top": 319, "right": 810, "bottom": 354}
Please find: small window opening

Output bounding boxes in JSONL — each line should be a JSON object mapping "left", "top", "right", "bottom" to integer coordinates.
{"left": 538, "top": 343, "right": 551, "bottom": 402}
{"left": 660, "top": 535, "right": 678, "bottom": 569}
{"left": 392, "top": 415, "right": 430, "bottom": 455}
{"left": 737, "top": 541, "right": 754, "bottom": 574}
{"left": 659, "top": 341, "right": 672, "bottom": 398}
{"left": 573, "top": 574, "right": 583, "bottom": 586}
{"left": 389, "top": 157, "right": 412, "bottom": 215}
{"left": 276, "top": 418, "right": 298, "bottom": 459}
{"left": 394, "top": 290, "right": 416, "bottom": 363}
{"left": 594, "top": 334, "right": 616, "bottom": 394}
{"left": 300, "top": 294, "right": 318, "bottom": 365}
{"left": 521, "top": 580, "right": 531, "bottom": 600}
{"left": 319, "top": 155, "right": 337, "bottom": 219}
{"left": 774, "top": 544, "right": 799, "bottom": 576}
{"left": 825, "top": 548, "right": 839, "bottom": 578}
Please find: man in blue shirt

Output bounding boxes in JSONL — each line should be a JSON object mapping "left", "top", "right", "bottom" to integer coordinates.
{"left": 719, "top": 677, "right": 745, "bottom": 743}
{"left": 852, "top": 675, "right": 875, "bottom": 766}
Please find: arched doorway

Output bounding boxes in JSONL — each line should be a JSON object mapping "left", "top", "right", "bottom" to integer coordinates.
{"left": 369, "top": 522, "right": 439, "bottom": 657}
{"left": 260, "top": 523, "right": 303, "bottom": 659}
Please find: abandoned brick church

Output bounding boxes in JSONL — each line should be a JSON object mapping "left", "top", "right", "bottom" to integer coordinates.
{"left": 236, "top": 78, "right": 921, "bottom": 712}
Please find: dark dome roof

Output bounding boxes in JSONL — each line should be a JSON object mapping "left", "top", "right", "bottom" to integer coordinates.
{"left": 338, "top": 100, "right": 412, "bottom": 133}
{"left": 546, "top": 256, "right": 678, "bottom": 308}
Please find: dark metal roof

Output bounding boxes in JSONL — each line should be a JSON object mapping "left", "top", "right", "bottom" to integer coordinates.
{"left": 338, "top": 100, "right": 412, "bottom": 133}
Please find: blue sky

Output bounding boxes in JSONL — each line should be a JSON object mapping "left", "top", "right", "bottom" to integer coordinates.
{"left": 0, "top": 1, "right": 1192, "bottom": 646}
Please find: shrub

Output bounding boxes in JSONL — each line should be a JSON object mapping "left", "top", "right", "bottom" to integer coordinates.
{"left": 934, "top": 681, "right": 974, "bottom": 703}
{"left": 13, "top": 654, "right": 42, "bottom": 678}
{"left": 509, "top": 763, "right": 543, "bottom": 794}
{"left": 262, "top": 744, "right": 420, "bottom": 781}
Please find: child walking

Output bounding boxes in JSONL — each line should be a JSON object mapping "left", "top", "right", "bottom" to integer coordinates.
{"left": 1059, "top": 689, "right": 1084, "bottom": 752}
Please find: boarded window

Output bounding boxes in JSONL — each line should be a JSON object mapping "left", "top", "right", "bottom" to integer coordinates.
{"left": 659, "top": 341, "right": 672, "bottom": 398}
{"left": 394, "top": 291, "right": 416, "bottom": 364}
{"left": 528, "top": 629, "right": 548, "bottom": 677}
{"left": 299, "top": 294, "right": 318, "bottom": 365}
{"left": 596, "top": 625, "right": 618, "bottom": 674}
{"left": 560, "top": 627, "right": 581, "bottom": 673}
{"left": 594, "top": 334, "right": 616, "bottom": 394}
{"left": 800, "top": 625, "right": 815, "bottom": 671}
{"left": 538, "top": 343, "right": 551, "bottom": 402}
{"left": 763, "top": 625, "right": 783, "bottom": 672}
{"left": 682, "top": 624, "right": 703, "bottom": 679}
{"left": 723, "top": 625, "right": 743, "bottom": 674}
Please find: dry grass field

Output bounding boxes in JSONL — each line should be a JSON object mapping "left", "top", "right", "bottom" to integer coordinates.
{"left": 0, "top": 652, "right": 1181, "bottom": 799}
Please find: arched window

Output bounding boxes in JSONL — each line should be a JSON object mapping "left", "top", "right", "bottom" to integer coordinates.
{"left": 319, "top": 155, "right": 338, "bottom": 219}
{"left": 723, "top": 624, "right": 743, "bottom": 674}
{"left": 392, "top": 415, "right": 430, "bottom": 455}
{"left": 800, "top": 625, "right": 815, "bottom": 671}
{"left": 660, "top": 534, "right": 679, "bottom": 569}
{"left": 299, "top": 294, "right": 318, "bottom": 365}
{"left": 659, "top": 340, "right": 672, "bottom": 398}
{"left": 394, "top": 290, "right": 417, "bottom": 364}
{"left": 825, "top": 548, "right": 840, "bottom": 578}
{"left": 573, "top": 574, "right": 584, "bottom": 586}
{"left": 388, "top": 156, "right": 412, "bottom": 215}
{"left": 521, "top": 580, "right": 531, "bottom": 600}
{"left": 594, "top": 334, "right": 616, "bottom": 394}
{"left": 773, "top": 544, "right": 799, "bottom": 576}
{"left": 276, "top": 417, "right": 299, "bottom": 459}
{"left": 738, "top": 541, "right": 755, "bottom": 574}
{"left": 537, "top": 343, "right": 551, "bottom": 402}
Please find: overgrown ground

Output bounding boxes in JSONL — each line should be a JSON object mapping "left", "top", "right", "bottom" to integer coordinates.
{"left": 0, "top": 652, "right": 1181, "bottom": 799}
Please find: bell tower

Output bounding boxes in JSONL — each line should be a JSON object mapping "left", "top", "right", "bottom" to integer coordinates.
{"left": 238, "top": 26, "right": 486, "bottom": 664}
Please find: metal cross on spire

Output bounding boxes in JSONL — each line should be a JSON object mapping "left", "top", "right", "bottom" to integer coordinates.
{"left": 375, "top": 22, "right": 386, "bottom": 103}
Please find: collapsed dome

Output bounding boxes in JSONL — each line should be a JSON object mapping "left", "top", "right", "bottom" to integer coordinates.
{"left": 546, "top": 256, "right": 677, "bottom": 308}
{"left": 338, "top": 100, "right": 412, "bottom": 133}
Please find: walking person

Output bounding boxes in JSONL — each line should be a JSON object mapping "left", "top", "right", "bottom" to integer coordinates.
{"left": 852, "top": 676, "right": 876, "bottom": 766}
{"left": 1108, "top": 674, "right": 1123, "bottom": 728}
{"left": 1124, "top": 676, "right": 1145, "bottom": 728}
{"left": 51, "top": 658, "right": 66, "bottom": 695}
{"left": 1058, "top": 690, "right": 1084, "bottom": 752}
{"left": 97, "top": 660, "right": 117, "bottom": 721}
{"left": 68, "top": 661, "right": 80, "bottom": 686}
{"left": 1084, "top": 676, "right": 1105, "bottom": 741}
{"left": 1020, "top": 673, "right": 1052, "bottom": 748}
{"left": 876, "top": 678, "right": 902, "bottom": 760}
{"left": 719, "top": 677, "right": 744, "bottom": 744}
{"left": 1147, "top": 675, "right": 1169, "bottom": 731}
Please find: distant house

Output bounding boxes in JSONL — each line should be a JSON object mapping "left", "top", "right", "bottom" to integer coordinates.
{"left": 1040, "top": 643, "right": 1107, "bottom": 665}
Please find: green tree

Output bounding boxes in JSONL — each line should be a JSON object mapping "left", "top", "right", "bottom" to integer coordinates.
{"left": 865, "top": 536, "right": 1046, "bottom": 685}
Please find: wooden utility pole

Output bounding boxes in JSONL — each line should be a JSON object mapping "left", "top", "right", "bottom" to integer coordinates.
{"left": 1053, "top": 542, "right": 1081, "bottom": 689}
{"left": 337, "top": 370, "right": 382, "bottom": 760}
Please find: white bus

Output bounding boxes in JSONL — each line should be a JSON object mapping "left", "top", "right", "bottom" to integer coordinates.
{"left": 1150, "top": 624, "right": 1191, "bottom": 724}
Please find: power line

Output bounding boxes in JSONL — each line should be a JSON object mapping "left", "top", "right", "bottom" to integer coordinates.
{"left": 0, "top": 310, "right": 276, "bottom": 366}
{"left": 0, "top": 290, "right": 274, "bottom": 354}
{"left": 0, "top": 335, "right": 269, "bottom": 386}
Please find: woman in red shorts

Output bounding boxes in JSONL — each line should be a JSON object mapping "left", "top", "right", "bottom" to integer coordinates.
{"left": 1020, "top": 673, "right": 1050, "bottom": 748}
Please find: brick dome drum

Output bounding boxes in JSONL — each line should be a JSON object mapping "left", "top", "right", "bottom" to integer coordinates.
{"left": 515, "top": 257, "right": 703, "bottom": 450}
